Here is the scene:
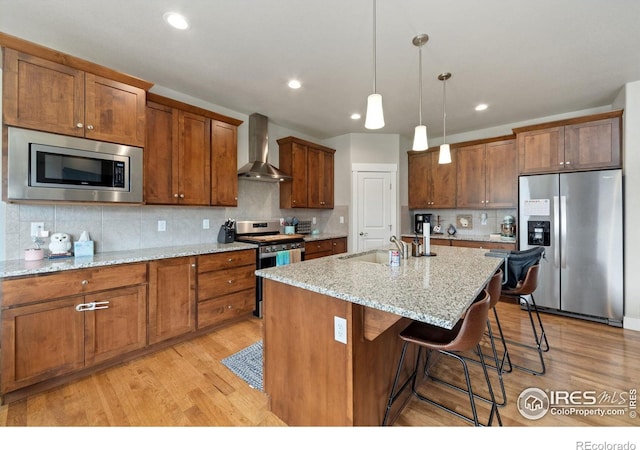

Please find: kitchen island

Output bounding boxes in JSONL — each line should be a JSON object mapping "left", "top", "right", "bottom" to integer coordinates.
{"left": 256, "top": 244, "right": 502, "bottom": 426}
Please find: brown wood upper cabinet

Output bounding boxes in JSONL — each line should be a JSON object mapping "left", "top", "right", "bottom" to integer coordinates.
{"left": 145, "top": 93, "right": 242, "bottom": 206}
{"left": 455, "top": 138, "right": 517, "bottom": 208}
{"left": 408, "top": 147, "right": 457, "bottom": 209}
{"left": 515, "top": 111, "right": 622, "bottom": 174}
{"left": 278, "top": 136, "right": 336, "bottom": 209}
{"left": 2, "top": 48, "right": 146, "bottom": 147}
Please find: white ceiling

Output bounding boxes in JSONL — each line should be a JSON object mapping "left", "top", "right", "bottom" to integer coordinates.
{"left": 2, "top": 0, "right": 640, "bottom": 141}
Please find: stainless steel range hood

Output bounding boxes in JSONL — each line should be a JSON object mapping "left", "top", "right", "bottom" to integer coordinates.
{"left": 237, "top": 113, "right": 292, "bottom": 182}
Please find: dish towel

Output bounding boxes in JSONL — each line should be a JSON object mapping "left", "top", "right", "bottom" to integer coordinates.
{"left": 290, "top": 248, "right": 302, "bottom": 263}
{"left": 276, "top": 250, "right": 290, "bottom": 266}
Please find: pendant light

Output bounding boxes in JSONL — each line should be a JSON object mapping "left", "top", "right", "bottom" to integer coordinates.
{"left": 365, "top": 0, "right": 384, "bottom": 129}
{"left": 411, "top": 34, "right": 429, "bottom": 150}
{"left": 438, "top": 72, "right": 452, "bottom": 164}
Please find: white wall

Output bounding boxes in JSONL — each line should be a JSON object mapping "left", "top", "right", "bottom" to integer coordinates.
{"left": 616, "top": 81, "right": 640, "bottom": 330}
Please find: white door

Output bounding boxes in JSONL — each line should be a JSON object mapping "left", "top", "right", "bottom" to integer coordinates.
{"left": 352, "top": 166, "right": 397, "bottom": 252}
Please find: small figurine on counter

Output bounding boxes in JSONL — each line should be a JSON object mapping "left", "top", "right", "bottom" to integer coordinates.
{"left": 49, "top": 232, "right": 72, "bottom": 256}
{"left": 447, "top": 224, "right": 457, "bottom": 236}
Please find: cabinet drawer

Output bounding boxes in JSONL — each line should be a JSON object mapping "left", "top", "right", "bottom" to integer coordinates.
{"left": 306, "top": 239, "right": 333, "bottom": 255}
{"left": 197, "top": 250, "right": 255, "bottom": 273}
{"left": 198, "top": 265, "right": 256, "bottom": 300}
{"left": 197, "top": 290, "right": 254, "bottom": 329}
{"left": 1, "top": 263, "right": 148, "bottom": 308}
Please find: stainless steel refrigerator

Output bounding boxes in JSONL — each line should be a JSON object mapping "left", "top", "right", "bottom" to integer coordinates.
{"left": 518, "top": 169, "right": 624, "bottom": 326}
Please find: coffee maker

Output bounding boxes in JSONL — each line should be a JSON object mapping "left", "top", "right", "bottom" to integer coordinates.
{"left": 414, "top": 213, "right": 432, "bottom": 234}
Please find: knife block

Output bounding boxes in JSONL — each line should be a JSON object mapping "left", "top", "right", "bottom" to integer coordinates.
{"left": 217, "top": 225, "right": 235, "bottom": 244}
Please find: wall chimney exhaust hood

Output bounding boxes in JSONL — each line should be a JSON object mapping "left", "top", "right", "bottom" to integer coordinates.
{"left": 237, "top": 113, "right": 292, "bottom": 182}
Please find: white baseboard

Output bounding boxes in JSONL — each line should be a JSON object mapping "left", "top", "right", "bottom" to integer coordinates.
{"left": 623, "top": 316, "right": 640, "bottom": 331}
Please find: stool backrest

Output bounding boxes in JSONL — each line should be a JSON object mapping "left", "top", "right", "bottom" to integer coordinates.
{"left": 486, "top": 269, "right": 503, "bottom": 309}
{"left": 511, "top": 264, "right": 540, "bottom": 296}
{"left": 444, "top": 290, "right": 490, "bottom": 353}
{"left": 504, "top": 247, "right": 544, "bottom": 289}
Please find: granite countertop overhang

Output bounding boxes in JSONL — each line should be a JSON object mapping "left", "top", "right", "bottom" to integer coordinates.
{"left": 256, "top": 245, "right": 502, "bottom": 329}
{"left": 0, "top": 242, "right": 257, "bottom": 279}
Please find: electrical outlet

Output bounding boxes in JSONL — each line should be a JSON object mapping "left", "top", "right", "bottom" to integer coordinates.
{"left": 30, "top": 222, "right": 44, "bottom": 237}
{"left": 157, "top": 220, "right": 166, "bottom": 232}
{"left": 339, "top": 216, "right": 344, "bottom": 224}
{"left": 202, "top": 219, "right": 210, "bottom": 229}
{"left": 312, "top": 217, "right": 317, "bottom": 225}
{"left": 334, "top": 316, "right": 347, "bottom": 344}
{"left": 280, "top": 217, "right": 285, "bottom": 226}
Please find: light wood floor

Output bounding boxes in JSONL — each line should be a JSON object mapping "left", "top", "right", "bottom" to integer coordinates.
{"left": 1, "top": 301, "right": 639, "bottom": 427}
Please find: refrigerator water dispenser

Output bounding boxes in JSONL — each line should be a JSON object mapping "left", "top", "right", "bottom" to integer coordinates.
{"left": 528, "top": 221, "right": 550, "bottom": 246}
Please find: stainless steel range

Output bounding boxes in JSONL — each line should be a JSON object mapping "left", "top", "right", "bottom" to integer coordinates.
{"left": 235, "top": 220, "right": 305, "bottom": 317}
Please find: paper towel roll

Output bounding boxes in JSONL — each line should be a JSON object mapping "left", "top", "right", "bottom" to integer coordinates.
{"left": 423, "top": 223, "right": 431, "bottom": 255}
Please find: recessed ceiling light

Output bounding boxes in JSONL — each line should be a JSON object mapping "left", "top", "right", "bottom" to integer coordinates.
{"left": 350, "top": 113, "right": 361, "bottom": 120}
{"left": 287, "top": 79, "right": 301, "bottom": 89}
{"left": 475, "top": 103, "right": 488, "bottom": 111}
{"left": 163, "top": 12, "right": 189, "bottom": 30}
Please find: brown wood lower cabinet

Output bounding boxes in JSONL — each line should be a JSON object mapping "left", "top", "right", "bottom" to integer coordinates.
{"left": 148, "top": 257, "right": 197, "bottom": 345}
{"left": 1, "top": 263, "right": 147, "bottom": 395}
{"left": 305, "top": 237, "right": 347, "bottom": 260}
{"left": 0, "top": 249, "right": 257, "bottom": 404}
{"left": 196, "top": 250, "right": 256, "bottom": 329}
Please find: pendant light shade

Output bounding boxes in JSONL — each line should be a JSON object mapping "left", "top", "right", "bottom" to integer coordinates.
{"left": 438, "top": 72, "right": 452, "bottom": 164}
{"left": 365, "top": 0, "right": 384, "bottom": 129}
{"left": 412, "top": 34, "right": 429, "bottom": 150}
{"left": 413, "top": 125, "right": 428, "bottom": 150}
{"left": 365, "top": 93, "right": 385, "bottom": 129}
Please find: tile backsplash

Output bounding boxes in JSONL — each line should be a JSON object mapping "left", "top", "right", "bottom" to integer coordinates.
{"left": 403, "top": 208, "right": 518, "bottom": 237}
{"left": 1, "top": 180, "right": 349, "bottom": 261}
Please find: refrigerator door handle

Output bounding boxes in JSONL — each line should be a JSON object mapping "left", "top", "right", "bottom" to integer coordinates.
{"left": 561, "top": 195, "right": 567, "bottom": 268}
{"left": 553, "top": 195, "right": 560, "bottom": 267}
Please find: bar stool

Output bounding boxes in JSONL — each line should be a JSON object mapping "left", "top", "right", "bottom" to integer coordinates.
{"left": 501, "top": 262, "right": 549, "bottom": 376}
{"left": 382, "top": 290, "right": 501, "bottom": 427}
{"left": 446, "top": 270, "right": 509, "bottom": 406}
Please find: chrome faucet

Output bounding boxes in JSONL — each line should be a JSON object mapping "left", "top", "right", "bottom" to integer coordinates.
{"left": 390, "top": 235, "right": 405, "bottom": 258}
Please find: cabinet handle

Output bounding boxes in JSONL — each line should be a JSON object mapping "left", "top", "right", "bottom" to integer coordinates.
{"left": 228, "top": 258, "right": 234, "bottom": 262}
{"left": 86, "top": 125, "right": 94, "bottom": 130}
{"left": 191, "top": 263, "right": 196, "bottom": 268}
{"left": 559, "top": 162, "right": 565, "bottom": 165}
{"left": 565, "top": 161, "right": 571, "bottom": 165}
{"left": 76, "top": 122, "right": 84, "bottom": 128}
{"left": 81, "top": 279, "right": 89, "bottom": 286}
{"left": 179, "top": 194, "right": 185, "bottom": 198}
{"left": 75, "top": 301, "right": 109, "bottom": 312}
{"left": 227, "top": 279, "right": 234, "bottom": 284}
{"left": 174, "top": 193, "right": 179, "bottom": 198}
{"left": 227, "top": 305, "right": 233, "bottom": 309}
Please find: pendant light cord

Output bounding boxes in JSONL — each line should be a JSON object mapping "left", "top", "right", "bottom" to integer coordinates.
{"left": 442, "top": 77, "right": 446, "bottom": 144}
{"left": 372, "top": 0, "right": 377, "bottom": 94}
{"left": 418, "top": 45, "right": 423, "bottom": 125}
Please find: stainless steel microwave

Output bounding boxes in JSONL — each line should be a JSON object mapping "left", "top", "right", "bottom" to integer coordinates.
{"left": 5, "top": 127, "right": 143, "bottom": 203}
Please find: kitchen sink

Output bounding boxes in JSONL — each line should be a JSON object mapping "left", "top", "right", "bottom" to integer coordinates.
{"left": 338, "top": 249, "right": 391, "bottom": 264}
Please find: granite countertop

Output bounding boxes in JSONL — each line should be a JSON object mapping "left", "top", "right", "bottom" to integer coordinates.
{"left": 256, "top": 245, "right": 502, "bottom": 330}
{"left": 402, "top": 233, "right": 517, "bottom": 243}
{"left": 0, "top": 242, "right": 257, "bottom": 279}
{"left": 303, "top": 233, "right": 348, "bottom": 242}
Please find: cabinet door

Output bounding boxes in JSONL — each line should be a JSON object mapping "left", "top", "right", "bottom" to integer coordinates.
{"left": 84, "top": 74, "right": 146, "bottom": 146}
{"left": 564, "top": 117, "right": 621, "bottom": 170}
{"left": 456, "top": 144, "right": 486, "bottom": 208}
{"left": 145, "top": 102, "right": 179, "bottom": 204}
{"left": 485, "top": 139, "right": 517, "bottom": 208}
{"left": 2, "top": 48, "right": 85, "bottom": 137}
{"left": 84, "top": 285, "right": 148, "bottom": 366}
{"left": 211, "top": 120, "right": 239, "bottom": 206}
{"left": 518, "top": 127, "right": 564, "bottom": 174}
{"left": 431, "top": 149, "right": 457, "bottom": 208}
{"left": 178, "top": 111, "right": 211, "bottom": 205}
{"left": 332, "top": 238, "right": 347, "bottom": 255}
{"left": 148, "top": 257, "right": 197, "bottom": 345}
{"left": 407, "top": 151, "right": 430, "bottom": 209}
{"left": 308, "top": 147, "right": 334, "bottom": 208}
{"left": 290, "top": 142, "right": 308, "bottom": 207}
{"left": 1, "top": 297, "right": 85, "bottom": 393}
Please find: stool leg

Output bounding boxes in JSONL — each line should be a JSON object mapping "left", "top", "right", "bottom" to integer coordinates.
{"left": 382, "top": 341, "right": 416, "bottom": 426}
{"left": 476, "top": 343, "right": 502, "bottom": 426}
{"left": 492, "top": 306, "right": 512, "bottom": 374}
{"left": 503, "top": 294, "right": 548, "bottom": 375}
